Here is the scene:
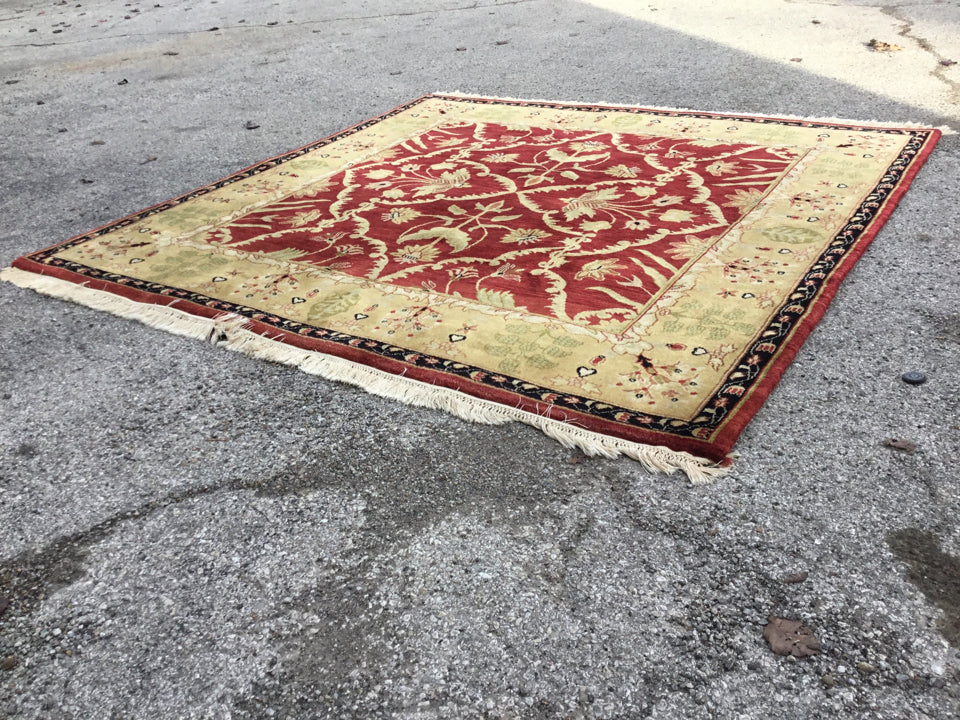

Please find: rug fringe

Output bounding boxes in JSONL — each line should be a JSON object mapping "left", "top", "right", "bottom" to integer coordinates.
{"left": 1, "top": 266, "right": 729, "bottom": 483}
{"left": 433, "top": 91, "right": 955, "bottom": 134}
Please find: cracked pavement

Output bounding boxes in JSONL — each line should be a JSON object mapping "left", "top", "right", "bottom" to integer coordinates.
{"left": 1, "top": 0, "right": 959, "bottom": 718}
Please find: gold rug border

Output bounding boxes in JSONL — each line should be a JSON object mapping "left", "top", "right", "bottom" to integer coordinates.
{"left": 434, "top": 92, "right": 956, "bottom": 134}
{"left": 0, "top": 266, "right": 730, "bottom": 484}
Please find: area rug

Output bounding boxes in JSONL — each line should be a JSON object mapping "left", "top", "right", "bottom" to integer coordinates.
{"left": 1, "top": 94, "right": 942, "bottom": 481}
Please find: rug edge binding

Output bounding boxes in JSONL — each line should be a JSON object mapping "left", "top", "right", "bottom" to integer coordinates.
{"left": 0, "top": 266, "right": 729, "bottom": 484}
{"left": 432, "top": 91, "right": 956, "bottom": 134}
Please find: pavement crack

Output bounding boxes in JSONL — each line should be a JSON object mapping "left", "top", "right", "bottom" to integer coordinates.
{"left": 879, "top": 5, "right": 960, "bottom": 101}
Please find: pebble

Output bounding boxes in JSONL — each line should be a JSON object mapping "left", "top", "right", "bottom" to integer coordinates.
{"left": 901, "top": 371, "right": 927, "bottom": 385}
{"left": 0, "top": 657, "right": 17, "bottom": 672}
{"left": 857, "top": 661, "right": 876, "bottom": 674}
{"left": 821, "top": 673, "right": 836, "bottom": 687}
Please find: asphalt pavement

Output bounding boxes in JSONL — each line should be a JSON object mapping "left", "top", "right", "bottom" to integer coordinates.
{"left": 1, "top": 1, "right": 959, "bottom": 718}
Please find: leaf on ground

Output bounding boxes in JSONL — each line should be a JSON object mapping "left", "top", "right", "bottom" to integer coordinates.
{"left": 882, "top": 438, "right": 916, "bottom": 453}
{"left": 868, "top": 39, "right": 903, "bottom": 52}
{"left": 762, "top": 616, "right": 821, "bottom": 657}
{"left": 782, "top": 571, "right": 809, "bottom": 584}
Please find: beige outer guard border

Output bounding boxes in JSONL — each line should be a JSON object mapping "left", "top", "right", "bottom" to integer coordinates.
{"left": 0, "top": 266, "right": 731, "bottom": 484}
{"left": 438, "top": 92, "right": 956, "bottom": 134}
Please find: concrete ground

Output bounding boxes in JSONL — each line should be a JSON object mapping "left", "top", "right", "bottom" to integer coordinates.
{"left": 1, "top": 0, "right": 959, "bottom": 717}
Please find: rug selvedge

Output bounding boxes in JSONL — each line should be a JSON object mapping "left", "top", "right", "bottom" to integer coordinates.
{"left": 3, "top": 94, "right": 941, "bottom": 480}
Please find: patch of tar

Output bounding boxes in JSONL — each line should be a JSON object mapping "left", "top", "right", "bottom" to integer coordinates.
{"left": 887, "top": 528, "right": 960, "bottom": 647}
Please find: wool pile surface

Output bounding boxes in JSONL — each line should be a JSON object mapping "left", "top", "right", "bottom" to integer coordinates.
{"left": 2, "top": 94, "right": 941, "bottom": 481}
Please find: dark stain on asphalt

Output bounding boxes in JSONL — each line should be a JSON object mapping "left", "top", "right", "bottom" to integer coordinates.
{"left": 887, "top": 528, "right": 960, "bottom": 647}
{"left": 0, "top": 481, "right": 241, "bottom": 624}
{"left": 13, "top": 442, "right": 38, "bottom": 458}
{"left": 0, "top": 427, "right": 590, "bottom": 699}
{"left": 0, "top": 429, "right": 567, "bottom": 620}
{"left": 232, "top": 437, "right": 597, "bottom": 717}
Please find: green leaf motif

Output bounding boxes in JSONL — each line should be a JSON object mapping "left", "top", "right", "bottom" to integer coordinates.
{"left": 402, "top": 227, "right": 471, "bottom": 252}
{"left": 147, "top": 249, "right": 231, "bottom": 279}
{"left": 307, "top": 290, "right": 361, "bottom": 322}
{"left": 760, "top": 226, "right": 823, "bottom": 245}
{"left": 526, "top": 356, "right": 557, "bottom": 370}
{"left": 476, "top": 288, "right": 517, "bottom": 309}
{"left": 543, "top": 345, "right": 570, "bottom": 358}
{"left": 498, "top": 358, "right": 521, "bottom": 373}
{"left": 261, "top": 247, "right": 310, "bottom": 263}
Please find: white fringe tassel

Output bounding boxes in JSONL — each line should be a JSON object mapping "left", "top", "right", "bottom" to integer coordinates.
{"left": 1, "top": 266, "right": 730, "bottom": 483}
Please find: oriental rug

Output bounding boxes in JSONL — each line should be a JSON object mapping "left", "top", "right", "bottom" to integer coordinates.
{"left": 1, "top": 94, "right": 942, "bottom": 481}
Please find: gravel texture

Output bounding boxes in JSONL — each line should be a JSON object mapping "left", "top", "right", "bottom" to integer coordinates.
{"left": 1, "top": 0, "right": 959, "bottom": 718}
